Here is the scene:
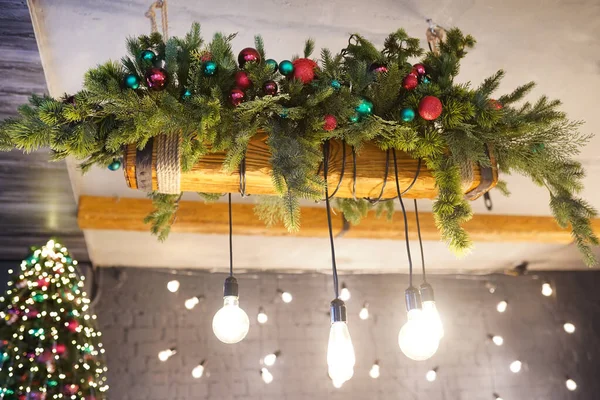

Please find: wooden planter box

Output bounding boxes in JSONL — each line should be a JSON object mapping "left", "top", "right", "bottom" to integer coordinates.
{"left": 123, "top": 133, "right": 497, "bottom": 200}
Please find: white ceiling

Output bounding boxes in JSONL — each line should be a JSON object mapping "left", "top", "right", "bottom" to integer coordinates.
{"left": 29, "top": 0, "right": 600, "bottom": 272}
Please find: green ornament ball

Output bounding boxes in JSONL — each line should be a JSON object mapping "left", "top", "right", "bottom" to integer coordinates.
{"left": 278, "top": 60, "right": 294, "bottom": 76}
{"left": 65, "top": 256, "right": 72, "bottom": 264}
{"left": 108, "top": 160, "right": 122, "bottom": 171}
{"left": 331, "top": 80, "right": 341, "bottom": 90}
{"left": 140, "top": 50, "right": 157, "bottom": 63}
{"left": 355, "top": 99, "right": 373, "bottom": 115}
{"left": 48, "top": 380, "right": 58, "bottom": 387}
{"left": 124, "top": 74, "right": 140, "bottom": 89}
{"left": 182, "top": 89, "right": 192, "bottom": 99}
{"left": 203, "top": 61, "right": 218, "bottom": 76}
{"left": 349, "top": 113, "right": 360, "bottom": 123}
{"left": 266, "top": 59, "right": 278, "bottom": 72}
{"left": 400, "top": 108, "right": 415, "bottom": 122}
{"left": 279, "top": 108, "right": 289, "bottom": 118}
{"left": 33, "top": 293, "right": 44, "bottom": 302}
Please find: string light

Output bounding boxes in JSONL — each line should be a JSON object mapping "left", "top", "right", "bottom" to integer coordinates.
{"left": 494, "top": 393, "right": 504, "bottom": 400}
{"left": 541, "top": 282, "right": 553, "bottom": 297}
{"left": 339, "top": 284, "right": 351, "bottom": 302}
{"left": 166, "top": 280, "right": 180, "bottom": 293}
{"left": 260, "top": 368, "right": 273, "bottom": 384}
{"left": 566, "top": 378, "right": 577, "bottom": 391}
{"left": 425, "top": 368, "right": 438, "bottom": 382}
{"left": 485, "top": 282, "right": 497, "bottom": 294}
{"left": 368, "top": 361, "right": 380, "bottom": 379}
{"left": 184, "top": 295, "right": 203, "bottom": 310}
{"left": 278, "top": 290, "right": 293, "bottom": 303}
{"left": 158, "top": 348, "right": 176, "bottom": 362}
{"left": 509, "top": 360, "right": 522, "bottom": 373}
{"left": 489, "top": 334, "right": 504, "bottom": 346}
{"left": 563, "top": 322, "right": 575, "bottom": 334}
{"left": 496, "top": 301, "right": 508, "bottom": 313}
{"left": 359, "top": 303, "right": 369, "bottom": 320}
{"left": 191, "top": 360, "right": 206, "bottom": 378}
{"left": 263, "top": 351, "right": 280, "bottom": 367}
{"left": 257, "top": 307, "right": 268, "bottom": 324}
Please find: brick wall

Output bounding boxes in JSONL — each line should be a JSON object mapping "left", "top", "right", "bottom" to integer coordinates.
{"left": 94, "top": 268, "right": 600, "bottom": 400}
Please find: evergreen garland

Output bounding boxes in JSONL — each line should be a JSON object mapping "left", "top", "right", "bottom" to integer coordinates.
{"left": 0, "top": 23, "right": 596, "bottom": 264}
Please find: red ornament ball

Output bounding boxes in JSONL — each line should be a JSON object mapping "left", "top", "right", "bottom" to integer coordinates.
{"left": 402, "top": 73, "right": 418, "bottom": 90}
{"left": 37, "top": 278, "right": 49, "bottom": 288}
{"left": 66, "top": 319, "right": 79, "bottom": 333}
{"left": 263, "top": 80, "right": 278, "bottom": 96}
{"left": 238, "top": 47, "right": 261, "bottom": 68}
{"left": 369, "top": 63, "right": 388, "bottom": 74}
{"left": 489, "top": 99, "right": 503, "bottom": 110}
{"left": 229, "top": 88, "right": 245, "bottom": 106}
{"left": 234, "top": 71, "right": 252, "bottom": 90}
{"left": 144, "top": 67, "right": 168, "bottom": 90}
{"left": 323, "top": 114, "right": 337, "bottom": 131}
{"left": 418, "top": 96, "right": 443, "bottom": 120}
{"left": 65, "top": 384, "right": 79, "bottom": 396}
{"left": 292, "top": 58, "right": 318, "bottom": 84}
{"left": 200, "top": 51, "right": 212, "bottom": 62}
{"left": 53, "top": 343, "right": 67, "bottom": 355}
{"left": 412, "top": 63, "right": 426, "bottom": 76}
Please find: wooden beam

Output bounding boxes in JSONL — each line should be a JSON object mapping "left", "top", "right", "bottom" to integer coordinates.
{"left": 77, "top": 195, "right": 600, "bottom": 244}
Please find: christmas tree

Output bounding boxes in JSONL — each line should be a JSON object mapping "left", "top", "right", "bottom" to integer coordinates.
{"left": 0, "top": 240, "right": 108, "bottom": 399}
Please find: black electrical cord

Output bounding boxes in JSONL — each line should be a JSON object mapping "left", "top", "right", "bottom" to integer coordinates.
{"left": 392, "top": 149, "right": 414, "bottom": 287}
{"left": 414, "top": 199, "right": 426, "bottom": 283}
{"left": 228, "top": 193, "right": 233, "bottom": 277}
{"left": 323, "top": 141, "right": 340, "bottom": 299}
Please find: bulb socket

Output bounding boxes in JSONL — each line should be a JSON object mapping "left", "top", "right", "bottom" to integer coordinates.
{"left": 223, "top": 276, "right": 239, "bottom": 297}
{"left": 419, "top": 282, "right": 435, "bottom": 302}
{"left": 330, "top": 298, "right": 347, "bottom": 323}
{"left": 405, "top": 286, "right": 422, "bottom": 311}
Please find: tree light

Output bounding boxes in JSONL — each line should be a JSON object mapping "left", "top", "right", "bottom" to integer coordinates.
{"left": 425, "top": 369, "right": 437, "bottom": 382}
{"left": 563, "top": 322, "right": 575, "bottom": 334}
{"left": 191, "top": 361, "right": 205, "bottom": 378}
{"left": 260, "top": 368, "right": 273, "bottom": 384}
{"left": 509, "top": 360, "right": 522, "bottom": 373}
{"left": 496, "top": 301, "right": 508, "bottom": 313}
{"left": 279, "top": 290, "right": 293, "bottom": 303}
{"left": 158, "top": 348, "right": 176, "bottom": 362}
{"left": 566, "top": 378, "right": 577, "bottom": 391}
{"left": 369, "top": 362, "right": 380, "bottom": 379}
{"left": 167, "top": 280, "right": 180, "bottom": 293}
{"left": 340, "top": 284, "right": 351, "bottom": 302}
{"left": 263, "top": 351, "right": 280, "bottom": 367}
{"left": 257, "top": 307, "right": 268, "bottom": 324}
{"left": 541, "top": 282, "right": 553, "bottom": 297}
{"left": 491, "top": 335, "right": 504, "bottom": 346}
{"left": 327, "top": 300, "right": 355, "bottom": 384}
{"left": 359, "top": 303, "right": 369, "bottom": 320}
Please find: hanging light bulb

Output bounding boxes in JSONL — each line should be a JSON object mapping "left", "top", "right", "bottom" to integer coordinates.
{"left": 257, "top": 307, "right": 268, "bottom": 324}
{"left": 398, "top": 287, "right": 439, "bottom": 361}
{"left": 185, "top": 295, "right": 204, "bottom": 310}
{"left": 489, "top": 334, "right": 504, "bottom": 346}
{"left": 260, "top": 368, "right": 273, "bottom": 384}
{"left": 359, "top": 303, "right": 369, "bottom": 320}
{"left": 541, "top": 282, "right": 553, "bottom": 297}
{"left": 368, "top": 361, "right": 380, "bottom": 379}
{"left": 278, "top": 290, "right": 293, "bottom": 303}
{"left": 563, "top": 322, "right": 575, "bottom": 334}
{"left": 425, "top": 368, "right": 438, "bottom": 382}
{"left": 509, "top": 360, "right": 522, "bottom": 373}
{"left": 167, "top": 280, "right": 180, "bottom": 293}
{"left": 191, "top": 360, "right": 206, "bottom": 378}
{"left": 158, "top": 348, "right": 176, "bottom": 362}
{"left": 340, "top": 283, "right": 351, "bottom": 301}
{"left": 496, "top": 300, "right": 508, "bottom": 313}
{"left": 263, "top": 351, "right": 280, "bottom": 367}
{"left": 327, "top": 299, "right": 356, "bottom": 384}
{"left": 420, "top": 283, "right": 444, "bottom": 340}
{"left": 212, "top": 277, "right": 249, "bottom": 344}
{"left": 566, "top": 378, "right": 577, "bottom": 391}
{"left": 494, "top": 393, "right": 504, "bottom": 400}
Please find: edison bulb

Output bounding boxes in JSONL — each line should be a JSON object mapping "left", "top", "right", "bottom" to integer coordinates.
{"left": 359, "top": 304, "right": 369, "bottom": 320}
{"left": 212, "top": 296, "right": 249, "bottom": 344}
{"left": 496, "top": 301, "right": 508, "bottom": 313}
{"left": 185, "top": 296, "right": 200, "bottom": 310}
{"left": 566, "top": 378, "right": 577, "bottom": 391}
{"left": 167, "top": 280, "right": 180, "bottom": 293}
{"left": 422, "top": 300, "right": 444, "bottom": 339}
{"left": 158, "top": 349, "right": 175, "bottom": 362}
{"left": 541, "top": 283, "right": 553, "bottom": 297}
{"left": 261, "top": 368, "right": 273, "bottom": 384}
{"left": 191, "top": 364, "right": 204, "bottom": 378}
{"left": 327, "top": 321, "right": 356, "bottom": 383}
{"left": 369, "top": 363, "right": 380, "bottom": 379}
{"left": 257, "top": 308, "right": 268, "bottom": 324}
{"left": 340, "top": 285, "right": 351, "bottom": 302}
{"left": 563, "top": 322, "right": 575, "bottom": 334}
{"left": 398, "top": 309, "right": 439, "bottom": 361}
{"left": 509, "top": 360, "right": 522, "bottom": 373}
{"left": 263, "top": 352, "right": 278, "bottom": 367}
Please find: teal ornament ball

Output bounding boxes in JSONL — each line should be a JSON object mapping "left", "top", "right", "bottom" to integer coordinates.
{"left": 182, "top": 89, "right": 192, "bottom": 99}
{"left": 422, "top": 76, "right": 431, "bottom": 84}
{"left": 349, "top": 113, "right": 360, "bottom": 123}
{"left": 108, "top": 160, "right": 122, "bottom": 171}
{"left": 124, "top": 74, "right": 140, "bottom": 89}
{"left": 331, "top": 80, "right": 341, "bottom": 90}
{"left": 400, "top": 108, "right": 415, "bottom": 122}
{"left": 203, "top": 61, "right": 218, "bottom": 76}
{"left": 266, "top": 59, "right": 278, "bottom": 72}
{"left": 140, "top": 50, "right": 156, "bottom": 63}
{"left": 278, "top": 60, "right": 294, "bottom": 76}
{"left": 279, "top": 108, "right": 289, "bottom": 118}
{"left": 355, "top": 99, "right": 373, "bottom": 116}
